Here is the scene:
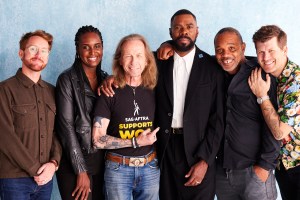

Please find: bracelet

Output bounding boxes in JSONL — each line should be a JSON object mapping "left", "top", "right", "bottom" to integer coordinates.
{"left": 132, "top": 137, "right": 137, "bottom": 149}
{"left": 134, "top": 137, "right": 140, "bottom": 148}
{"left": 49, "top": 160, "right": 59, "bottom": 171}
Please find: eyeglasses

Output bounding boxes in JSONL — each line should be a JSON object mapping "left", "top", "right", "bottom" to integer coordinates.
{"left": 26, "top": 45, "right": 50, "bottom": 56}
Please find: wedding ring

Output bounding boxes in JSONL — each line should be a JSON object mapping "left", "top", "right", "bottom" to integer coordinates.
{"left": 195, "top": 181, "right": 200, "bottom": 184}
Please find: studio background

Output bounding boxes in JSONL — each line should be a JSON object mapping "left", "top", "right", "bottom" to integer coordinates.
{"left": 1, "top": 0, "right": 299, "bottom": 199}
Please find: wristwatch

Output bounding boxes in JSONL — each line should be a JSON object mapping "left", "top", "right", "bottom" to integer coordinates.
{"left": 257, "top": 96, "right": 270, "bottom": 104}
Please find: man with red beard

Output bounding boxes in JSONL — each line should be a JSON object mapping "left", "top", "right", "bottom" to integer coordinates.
{"left": 0, "top": 30, "right": 61, "bottom": 200}
{"left": 155, "top": 9, "right": 224, "bottom": 200}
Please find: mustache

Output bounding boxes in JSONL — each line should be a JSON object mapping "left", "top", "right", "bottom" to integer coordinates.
{"left": 31, "top": 57, "right": 44, "bottom": 62}
{"left": 221, "top": 57, "right": 234, "bottom": 60}
{"left": 175, "top": 35, "right": 193, "bottom": 42}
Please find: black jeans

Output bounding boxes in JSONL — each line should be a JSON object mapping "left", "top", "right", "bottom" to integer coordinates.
{"left": 216, "top": 163, "right": 277, "bottom": 200}
{"left": 56, "top": 152, "right": 104, "bottom": 200}
{"left": 275, "top": 162, "right": 300, "bottom": 200}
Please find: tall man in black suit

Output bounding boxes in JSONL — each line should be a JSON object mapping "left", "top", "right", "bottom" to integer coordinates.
{"left": 155, "top": 9, "right": 224, "bottom": 200}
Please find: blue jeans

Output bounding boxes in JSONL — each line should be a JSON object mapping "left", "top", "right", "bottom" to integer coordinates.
{"left": 104, "top": 153, "right": 160, "bottom": 200}
{"left": 0, "top": 177, "right": 53, "bottom": 200}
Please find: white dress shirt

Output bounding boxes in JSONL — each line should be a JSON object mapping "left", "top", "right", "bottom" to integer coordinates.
{"left": 171, "top": 47, "right": 196, "bottom": 128}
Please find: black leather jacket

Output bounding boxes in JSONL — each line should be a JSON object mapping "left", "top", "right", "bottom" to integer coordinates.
{"left": 55, "top": 60, "right": 108, "bottom": 174}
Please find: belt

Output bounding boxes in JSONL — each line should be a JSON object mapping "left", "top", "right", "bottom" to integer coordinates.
{"left": 171, "top": 128, "right": 183, "bottom": 134}
{"left": 106, "top": 151, "right": 156, "bottom": 167}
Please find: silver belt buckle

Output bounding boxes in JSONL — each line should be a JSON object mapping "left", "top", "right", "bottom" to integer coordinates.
{"left": 129, "top": 157, "right": 145, "bottom": 167}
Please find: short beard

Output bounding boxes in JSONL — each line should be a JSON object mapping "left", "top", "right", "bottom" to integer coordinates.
{"left": 173, "top": 36, "right": 196, "bottom": 52}
{"left": 22, "top": 57, "right": 46, "bottom": 72}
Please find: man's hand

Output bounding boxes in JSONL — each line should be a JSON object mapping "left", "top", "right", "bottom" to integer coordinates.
{"left": 157, "top": 42, "right": 174, "bottom": 60}
{"left": 97, "top": 75, "right": 117, "bottom": 97}
{"left": 34, "top": 162, "right": 56, "bottom": 185}
{"left": 253, "top": 165, "right": 269, "bottom": 182}
{"left": 72, "top": 172, "right": 91, "bottom": 200}
{"left": 136, "top": 127, "right": 160, "bottom": 147}
{"left": 248, "top": 67, "right": 270, "bottom": 97}
{"left": 184, "top": 160, "right": 208, "bottom": 187}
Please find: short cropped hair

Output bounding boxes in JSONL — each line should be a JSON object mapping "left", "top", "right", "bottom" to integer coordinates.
{"left": 214, "top": 27, "right": 244, "bottom": 45}
{"left": 252, "top": 25, "right": 287, "bottom": 49}
{"left": 170, "top": 9, "right": 197, "bottom": 27}
{"left": 19, "top": 30, "right": 53, "bottom": 50}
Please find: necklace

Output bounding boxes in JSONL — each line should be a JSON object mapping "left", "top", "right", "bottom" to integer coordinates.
{"left": 128, "top": 85, "right": 137, "bottom": 96}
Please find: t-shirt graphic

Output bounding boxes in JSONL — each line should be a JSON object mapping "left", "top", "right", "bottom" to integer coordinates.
{"left": 134, "top": 100, "right": 140, "bottom": 116}
{"left": 94, "top": 85, "right": 155, "bottom": 156}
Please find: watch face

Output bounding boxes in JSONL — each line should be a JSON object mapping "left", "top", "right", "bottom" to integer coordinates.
{"left": 257, "top": 98, "right": 262, "bottom": 104}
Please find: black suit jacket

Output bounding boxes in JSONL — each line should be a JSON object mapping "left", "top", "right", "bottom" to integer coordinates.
{"left": 155, "top": 46, "right": 224, "bottom": 167}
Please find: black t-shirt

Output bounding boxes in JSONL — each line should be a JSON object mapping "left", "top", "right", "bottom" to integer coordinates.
{"left": 94, "top": 85, "right": 155, "bottom": 156}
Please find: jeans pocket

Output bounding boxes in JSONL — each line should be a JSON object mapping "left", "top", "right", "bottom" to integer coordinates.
{"left": 247, "top": 167, "right": 277, "bottom": 200}
{"left": 250, "top": 166, "right": 265, "bottom": 184}
{"left": 105, "top": 160, "right": 120, "bottom": 171}
{"left": 148, "top": 159, "right": 159, "bottom": 169}
{"left": 265, "top": 171, "right": 277, "bottom": 199}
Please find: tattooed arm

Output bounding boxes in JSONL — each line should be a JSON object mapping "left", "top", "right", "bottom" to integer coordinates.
{"left": 92, "top": 116, "right": 159, "bottom": 149}
{"left": 256, "top": 100, "right": 292, "bottom": 140}
{"left": 248, "top": 67, "right": 292, "bottom": 140}
{"left": 92, "top": 116, "right": 132, "bottom": 149}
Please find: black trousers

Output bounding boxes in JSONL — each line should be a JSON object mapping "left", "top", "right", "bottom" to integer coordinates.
{"left": 159, "top": 134, "right": 216, "bottom": 200}
{"left": 56, "top": 152, "right": 104, "bottom": 200}
{"left": 275, "top": 162, "right": 300, "bottom": 200}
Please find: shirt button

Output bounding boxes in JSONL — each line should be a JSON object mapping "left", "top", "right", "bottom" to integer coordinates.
{"left": 165, "top": 129, "right": 169, "bottom": 133}
{"left": 168, "top": 113, "right": 172, "bottom": 116}
{"left": 40, "top": 152, "right": 44, "bottom": 156}
{"left": 40, "top": 117, "right": 43, "bottom": 121}
{"left": 41, "top": 135, "right": 44, "bottom": 138}
{"left": 227, "top": 109, "right": 231, "bottom": 113}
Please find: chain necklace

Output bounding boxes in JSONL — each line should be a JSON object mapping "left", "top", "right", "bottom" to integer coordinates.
{"left": 128, "top": 85, "right": 137, "bottom": 97}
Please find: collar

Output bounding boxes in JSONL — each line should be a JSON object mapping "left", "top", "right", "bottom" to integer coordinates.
{"left": 16, "top": 68, "right": 47, "bottom": 88}
{"left": 173, "top": 46, "right": 196, "bottom": 61}
{"left": 173, "top": 46, "right": 196, "bottom": 73}
{"left": 278, "top": 59, "right": 298, "bottom": 82}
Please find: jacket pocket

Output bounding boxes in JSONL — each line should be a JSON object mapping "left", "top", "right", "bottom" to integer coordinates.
{"left": 12, "top": 104, "right": 37, "bottom": 129}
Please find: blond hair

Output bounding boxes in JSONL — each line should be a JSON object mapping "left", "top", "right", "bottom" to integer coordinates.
{"left": 112, "top": 34, "right": 157, "bottom": 90}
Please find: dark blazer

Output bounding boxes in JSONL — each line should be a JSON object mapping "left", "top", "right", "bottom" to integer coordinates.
{"left": 155, "top": 46, "right": 224, "bottom": 167}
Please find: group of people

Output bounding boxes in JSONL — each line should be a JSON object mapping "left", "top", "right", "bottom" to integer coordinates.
{"left": 0, "top": 8, "right": 299, "bottom": 200}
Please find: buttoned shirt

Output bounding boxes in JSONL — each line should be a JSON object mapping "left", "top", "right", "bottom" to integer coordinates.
{"left": 277, "top": 60, "right": 300, "bottom": 170}
{"left": 172, "top": 47, "right": 195, "bottom": 128}
{"left": 221, "top": 59, "right": 280, "bottom": 170}
{"left": 0, "top": 69, "right": 61, "bottom": 178}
